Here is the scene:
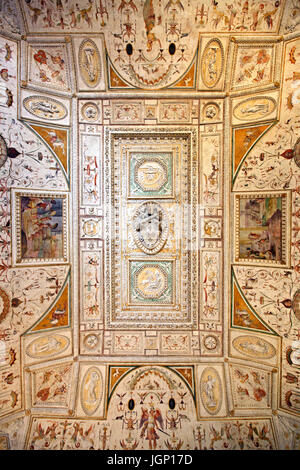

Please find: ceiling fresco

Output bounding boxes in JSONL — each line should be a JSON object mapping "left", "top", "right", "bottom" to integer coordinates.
{"left": 0, "top": 0, "right": 300, "bottom": 451}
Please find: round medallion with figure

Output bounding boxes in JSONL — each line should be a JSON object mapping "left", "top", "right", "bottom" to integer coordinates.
{"left": 135, "top": 265, "right": 168, "bottom": 299}
{"left": 135, "top": 158, "right": 168, "bottom": 193}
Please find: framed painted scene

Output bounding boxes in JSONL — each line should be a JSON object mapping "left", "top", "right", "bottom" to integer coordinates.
{"left": 12, "top": 190, "right": 69, "bottom": 266}
{"left": 233, "top": 191, "right": 290, "bottom": 267}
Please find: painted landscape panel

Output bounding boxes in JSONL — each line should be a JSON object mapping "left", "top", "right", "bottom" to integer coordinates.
{"left": 238, "top": 196, "right": 283, "bottom": 261}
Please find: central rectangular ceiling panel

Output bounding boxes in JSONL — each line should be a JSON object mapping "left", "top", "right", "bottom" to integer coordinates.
{"left": 104, "top": 127, "right": 199, "bottom": 330}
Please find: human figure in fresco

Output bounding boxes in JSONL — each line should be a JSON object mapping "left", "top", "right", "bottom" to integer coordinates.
{"left": 21, "top": 199, "right": 39, "bottom": 258}
{"left": 21, "top": 197, "right": 60, "bottom": 259}
{"left": 139, "top": 405, "right": 164, "bottom": 450}
{"left": 203, "top": 374, "right": 216, "bottom": 408}
{"left": 84, "top": 371, "right": 99, "bottom": 405}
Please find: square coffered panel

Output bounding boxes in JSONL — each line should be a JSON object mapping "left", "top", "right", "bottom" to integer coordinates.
{"left": 128, "top": 259, "right": 175, "bottom": 306}
{"left": 128, "top": 151, "right": 174, "bottom": 199}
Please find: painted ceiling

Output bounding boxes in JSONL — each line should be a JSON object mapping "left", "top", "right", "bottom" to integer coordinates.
{"left": 0, "top": 0, "right": 300, "bottom": 451}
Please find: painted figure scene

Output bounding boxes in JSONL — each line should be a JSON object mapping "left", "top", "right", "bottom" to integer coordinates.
{"left": 20, "top": 196, "right": 64, "bottom": 260}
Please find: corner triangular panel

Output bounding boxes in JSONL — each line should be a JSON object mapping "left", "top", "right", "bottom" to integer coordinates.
{"left": 28, "top": 274, "right": 71, "bottom": 333}
{"left": 170, "top": 61, "right": 196, "bottom": 89}
{"left": 27, "top": 122, "right": 69, "bottom": 182}
{"left": 170, "top": 366, "right": 195, "bottom": 391}
{"left": 231, "top": 275, "right": 274, "bottom": 334}
{"left": 107, "top": 56, "right": 134, "bottom": 89}
{"left": 108, "top": 366, "right": 133, "bottom": 397}
{"left": 232, "top": 122, "right": 275, "bottom": 183}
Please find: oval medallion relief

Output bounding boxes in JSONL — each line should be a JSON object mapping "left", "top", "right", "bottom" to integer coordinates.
{"left": 23, "top": 96, "right": 67, "bottom": 120}
{"left": 200, "top": 367, "right": 222, "bottom": 416}
{"left": 201, "top": 39, "right": 224, "bottom": 88}
{"left": 292, "top": 289, "right": 300, "bottom": 322}
{"left": 232, "top": 335, "right": 276, "bottom": 360}
{"left": 78, "top": 39, "right": 101, "bottom": 89}
{"left": 233, "top": 96, "right": 276, "bottom": 121}
{"left": 81, "top": 367, "right": 103, "bottom": 416}
{"left": 132, "top": 201, "right": 169, "bottom": 254}
{"left": 26, "top": 334, "right": 70, "bottom": 359}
